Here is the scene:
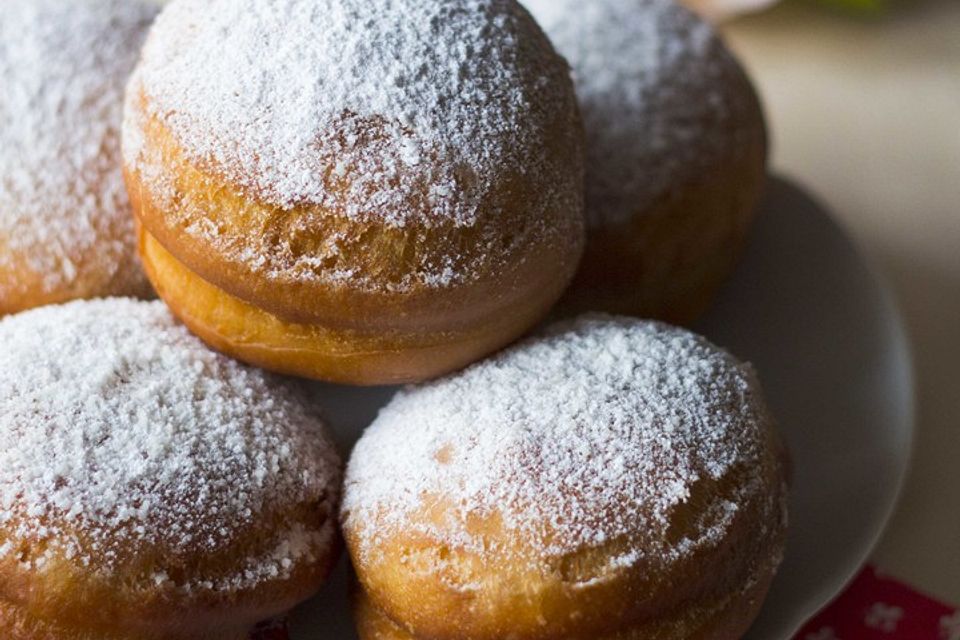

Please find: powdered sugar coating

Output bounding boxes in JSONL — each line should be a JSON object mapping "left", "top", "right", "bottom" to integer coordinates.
{"left": 128, "top": 0, "right": 577, "bottom": 229}
{"left": 0, "top": 299, "right": 341, "bottom": 592}
{"left": 524, "top": 0, "right": 762, "bottom": 226}
{"left": 0, "top": 0, "right": 156, "bottom": 301}
{"left": 344, "top": 315, "right": 782, "bottom": 568}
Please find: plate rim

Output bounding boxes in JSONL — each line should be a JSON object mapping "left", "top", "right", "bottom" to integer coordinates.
{"left": 740, "top": 177, "right": 918, "bottom": 638}
{"left": 780, "top": 224, "right": 917, "bottom": 637}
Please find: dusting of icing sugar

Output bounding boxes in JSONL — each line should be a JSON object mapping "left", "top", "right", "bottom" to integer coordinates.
{"left": 152, "top": 522, "right": 335, "bottom": 594}
{"left": 129, "top": 0, "right": 577, "bottom": 229}
{"left": 523, "top": 0, "right": 762, "bottom": 226}
{"left": 343, "top": 315, "right": 780, "bottom": 568}
{"left": 0, "top": 299, "right": 341, "bottom": 592}
{"left": 0, "top": 0, "right": 157, "bottom": 301}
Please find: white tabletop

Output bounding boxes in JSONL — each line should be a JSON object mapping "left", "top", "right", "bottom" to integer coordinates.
{"left": 722, "top": 0, "right": 960, "bottom": 602}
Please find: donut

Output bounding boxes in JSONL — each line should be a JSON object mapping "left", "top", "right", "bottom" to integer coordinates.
{"left": 0, "top": 0, "right": 157, "bottom": 316}
{"left": 523, "top": 0, "right": 768, "bottom": 324}
{"left": 351, "top": 584, "right": 776, "bottom": 640}
{"left": 123, "top": 0, "right": 585, "bottom": 385}
{"left": 342, "top": 315, "right": 788, "bottom": 640}
{"left": 0, "top": 299, "right": 342, "bottom": 640}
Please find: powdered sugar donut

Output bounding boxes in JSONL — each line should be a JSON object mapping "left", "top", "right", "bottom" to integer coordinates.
{"left": 124, "top": 0, "right": 584, "bottom": 385}
{"left": 343, "top": 315, "right": 787, "bottom": 640}
{"left": 0, "top": 0, "right": 156, "bottom": 316}
{"left": 524, "top": 0, "right": 767, "bottom": 324}
{"left": 0, "top": 299, "right": 342, "bottom": 640}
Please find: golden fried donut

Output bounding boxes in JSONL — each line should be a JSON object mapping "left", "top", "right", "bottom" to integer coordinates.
{"left": 0, "top": 0, "right": 156, "bottom": 316}
{"left": 342, "top": 315, "right": 788, "bottom": 640}
{"left": 524, "top": 0, "right": 768, "bottom": 324}
{"left": 0, "top": 299, "right": 342, "bottom": 640}
{"left": 353, "top": 579, "right": 778, "bottom": 640}
{"left": 123, "top": 0, "right": 584, "bottom": 385}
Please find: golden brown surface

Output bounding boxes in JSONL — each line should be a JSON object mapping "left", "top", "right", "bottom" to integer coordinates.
{"left": 0, "top": 0, "right": 154, "bottom": 317}
{"left": 0, "top": 246, "right": 148, "bottom": 318}
{"left": 139, "top": 227, "right": 563, "bottom": 384}
{"left": 347, "top": 468, "right": 786, "bottom": 640}
{"left": 561, "top": 142, "right": 767, "bottom": 325}
{"left": 0, "top": 505, "right": 339, "bottom": 640}
{"left": 353, "top": 564, "right": 779, "bottom": 640}
{"left": 342, "top": 315, "right": 789, "bottom": 639}
{"left": 559, "top": 69, "right": 767, "bottom": 326}
{"left": 0, "top": 297, "right": 344, "bottom": 638}
{"left": 346, "top": 449, "right": 787, "bottom": 640}
{"left": 125, "top": 88, "right": 584, "bottom": 384}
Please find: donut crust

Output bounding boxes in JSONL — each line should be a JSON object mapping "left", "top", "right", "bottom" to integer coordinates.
{"left": 561, "top": 132, "right": 767, "bottom": 325}
{"left": 342, "top": 316, "right": 790, "bottom": 640}
{"left": 0, "top": 297, "right": 345, "bottom": 639}
{"left": 0, "top": 502, "right": 339, "bottom": 640}
{"left": 353, "top": 566, "right": 778, "bottom": 640}
{"left": 0, "top": 245, "right": 147, "bottom": 318}
{"left": 556, "top": 20, "right": 768, "bottom": 326}
{"left": 138, "top": 226, "right": 561, "bottom": 385}
{"left": 125, "top": 87, "right": 584, "bottom": 384}
{"left": 346, "top": 455, "right": 786, "bottom": 640}
{"left": 0, "top": 0, "right": 156, "bottom": 316}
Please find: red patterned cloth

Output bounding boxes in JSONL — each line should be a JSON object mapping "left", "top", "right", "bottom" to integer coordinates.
{"left": 251, "top": 566, "right": 960, "bottom": 640}
{"left": 796, "top": 566, "right": 959, "bottom": 640}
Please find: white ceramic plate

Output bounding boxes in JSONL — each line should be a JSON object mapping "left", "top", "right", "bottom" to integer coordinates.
{"left": 288, "top": 177, "right": 915, "bottom": 640}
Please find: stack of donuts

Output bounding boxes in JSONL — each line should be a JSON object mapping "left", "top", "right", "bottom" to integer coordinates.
{"left": 0, "top": 0, "right": 787, "bottom": 639}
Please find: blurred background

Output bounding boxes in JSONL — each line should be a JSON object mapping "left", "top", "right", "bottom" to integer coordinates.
{"left": 692, "top": 0, "right": 959, "bottom": 600}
